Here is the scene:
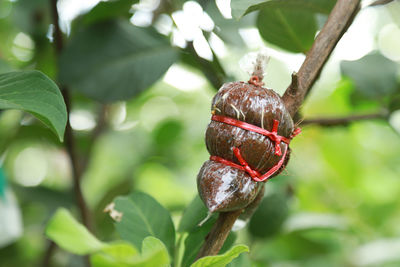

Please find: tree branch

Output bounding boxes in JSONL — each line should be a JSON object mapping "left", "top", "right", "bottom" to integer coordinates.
{"left": 196, "top": 209, "right": 243, "bottom": 259}
{"left": 301, "top": 111, "right": 388, "bottom": 127}
{"left": 43, "top": 0, "right": 92, "bottom": 266}
{"left": 282, "top": 0, "right": 361, "bottom": 117}
{"left": 195, "top": 0, "right": 362, "bottom": 261}
{"left": 369, "top": 0, "right": 394, "bottom": 7}
{"left": 50, "top": 0, "right": 92, "bottom": 232}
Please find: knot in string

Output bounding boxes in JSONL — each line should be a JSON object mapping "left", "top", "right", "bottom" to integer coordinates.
{"left": 248, "top": 75, "right": 264, "bottom": 87}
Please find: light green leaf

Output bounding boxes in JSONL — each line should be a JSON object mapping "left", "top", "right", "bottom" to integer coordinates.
{"left": 0, "top": 70, "right": 67, "bottom": 141}
{"left": 257, "top": 5, "right": 317, "bottom": 53}
{"left": 46, "top": 208, "right": 170, "bottom": 266}
{"left": 231, "top": 0, "right": 335, "bottom": 19}
{"left": 91, "top": 237, "right": 170, "bottom": 267}
{"left": 113, "top": 192, "right": 176, "bottom": 257}
{"left": 45, "top": 208, "right": 105, "bottom": 255}
{"left": 340, "top": 52, "right": 399, "bottom": 99}
{"left": 140, "top": 237, "right": 170, "bottom": 266}
{"left": 60, "top": 20, "right": 179, "bottom": 102}
{"left": 191, "top": 245, "right": 249, "bottom": 267}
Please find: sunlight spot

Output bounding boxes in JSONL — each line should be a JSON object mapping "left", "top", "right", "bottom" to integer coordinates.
{"left": 164, "top": 64, "right": 206, "bottom": 91}
{"left": 70, "top": 110, "right": 96, "bottom": 131}
{"left": 14, "top": 147, "right": 48, "bottom": 187}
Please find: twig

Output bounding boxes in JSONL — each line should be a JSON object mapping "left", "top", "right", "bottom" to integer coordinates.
{"left": 50, "top": 0, "right": 92, "bottom": 232}
{"left": 43, "top": 0, "right": 93, "bottom": 266}
{"left": 369, "top": 0, "right": 394, "bottom": 7}
{"left": 195, "top": 0, "right": 362, "bottom": 260}
{"left": 81, "top": 104, "right": 108, "bottom": 172}
{"left": 282, "top": 0, "right": 361, "bottom": 117}
{"left": 301, "top": 111, "right": 388, "bottom": 126}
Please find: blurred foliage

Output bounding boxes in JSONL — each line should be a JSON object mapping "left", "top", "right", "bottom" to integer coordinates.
{"left": 0, "top": 0, "right": 400, "bottom": 266}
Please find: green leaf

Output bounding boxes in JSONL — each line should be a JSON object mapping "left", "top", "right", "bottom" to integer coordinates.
{"left": 226, "top": 253, "right": 252, "bottom": 267}
{"left": 181, "top": 217, "right": 236, "bottom": 267}
{"left": 231, "top": 0, "right": 265, "bottom": 19}
{"left": 0, "top": 70, "right": 67, "bottom": 141}
{"left": 178, "top": 195, "right": 212, "bottom": 233}
{"left": 91, "top": 237, "right": 170, "bottom": 267}
{"left": 60, "top": 20, "right": 179, "bottom": 102}
{"left": 0, "top": 59, "right": 12, "bottom": 74}
{"left": 231, "top": 0, "right": 335, "bottom": 19}
{"left": 340, "top": 52, "right": 399, "bottom": 99}
{"left": 0, "top": 167, "right": 6, "bottom": 199}
{"left": 113, "top": 192, "right": 176, "bottom": 257}
{"left": 81, "top": 0, "right": 139, "bottom": 25}
{"left": 248, "top": 192, "right": 289, "bottom": 238}
{"left": 390, "top": 94, "right": 400, "bottom": 112}
{"left": 45, "top": 208, "right": 105, "bottom": 255}
{"left": 203, "top": 1, "right": 255, "bottom": 47}
{"left": 140, "top": 237, "right": 170, "bottom": 266}
{"left": 190, "top": 245, "right": 249, "bottom": 267}
{"left": 257, "top": 5, "right": 317, "bottom": 53}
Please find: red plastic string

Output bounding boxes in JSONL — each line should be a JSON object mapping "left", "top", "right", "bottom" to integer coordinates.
{"left": 210, "top": 114, "right": 301, "bottom": 182}
{"left": 210, "top": 146, "right": 288, "bottom": 182}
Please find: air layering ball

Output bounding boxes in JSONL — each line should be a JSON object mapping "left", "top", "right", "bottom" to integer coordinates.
{"left": 197, "top": 72, "right": 300, "bottom": 213}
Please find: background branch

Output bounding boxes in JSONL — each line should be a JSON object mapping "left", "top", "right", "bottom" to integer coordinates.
{"left": 196, "top": 0, "right": 362, "bottom": 261}
{"left": 50, "top": 0, "right": 92, "bottom": 233}
{"left": 301, "top": 111, "right": 388, "bottom": 127}
{"left": 43, "top": 0, "right": 93, "bottom": 266}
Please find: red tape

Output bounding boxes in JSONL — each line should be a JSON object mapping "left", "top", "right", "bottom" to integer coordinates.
{"left": 210, "top": 114, "right": 300, "bottom": 182}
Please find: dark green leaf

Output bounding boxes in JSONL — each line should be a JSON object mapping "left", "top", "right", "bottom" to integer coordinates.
{"left": 204, "top": 1, "right": 255, "bottom": 47}
{"left": 190, "top": 245, "right": 249, "bottom": 267}
{"left": 390, "top": 94, "right": 400, "bottom": 112}
{"left": 81, "top": 0, "right": 139, "bottom": 25}
{"left": 113, "top": 192, "right": 176, "bottom": 257}
{"left": 153, "top": 119, "right": 184, "bottom": 148}
{"left": 248, "top": 192, "right": 288, "bottom": 238}
{"left": 231, "top": 0, "right": 336, "bottom": 19}
{"left": 257, "top": 5, "right": 317, "bottom": 53}
{"left": 178, "top": 195, "right": 212, "bottom": 233}
{"left": 60, "top": 20, "right": 179, "bottom": 102}
{"left": 181, "top": 213, "right": 236, "bottom": 267}
{"left": 0, "top": 71, "right": 67, "bottom": 141}
{"left": 340, "top": 52, "right": 399, "bottom": 99}
{"left": 0, "top": 167, "right": 6, "bottom": 199}
{"left": 12, "top": 0, "right": 51, "bottom": 37}
{"left": 181, "top": 43, "right": 227, "bottom": 90}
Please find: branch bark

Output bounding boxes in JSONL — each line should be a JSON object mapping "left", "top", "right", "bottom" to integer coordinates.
{"left": 301, "top": 111, "right": 388, "bottom": 127}
{"left": 195, "top": 0, "right": 361, "bottom": 261}
{"left": 43, "top": 0, "right": 93, "bottom": 266}
{"left": 196, "top": 209, "right": 243, "bottom": 259}
{"left": 282, "top": 0, "right": 361, "bottom": 117}
{"left": 50, "top": 0, "right": 92, "bottom": 232}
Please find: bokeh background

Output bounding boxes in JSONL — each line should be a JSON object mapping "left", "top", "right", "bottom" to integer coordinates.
{"left": 0, "top": 0, "right": 400, "bottom": 266}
